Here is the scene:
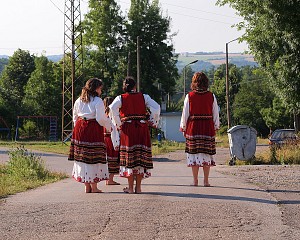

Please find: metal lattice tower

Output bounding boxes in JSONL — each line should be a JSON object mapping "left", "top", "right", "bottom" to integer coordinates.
{"left": 62, "top": 0, "right": 84, "bottom": 142}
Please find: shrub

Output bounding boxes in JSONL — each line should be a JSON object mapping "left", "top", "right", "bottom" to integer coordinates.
{"left": 1, "top": 146, "right": 66, "bottom": 198}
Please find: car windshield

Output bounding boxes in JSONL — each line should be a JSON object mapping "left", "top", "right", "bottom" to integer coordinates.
{"left": 271, "top": 130, "right": 295, "bottom": 139}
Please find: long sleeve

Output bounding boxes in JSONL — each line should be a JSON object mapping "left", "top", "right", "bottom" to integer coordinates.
{"left": 73, "top": 98, "right": 79, "bottom": 127}
{"left": 95, "top": 99, "right": 112, "bottom": 131}
{"left": 212, "top": 94, "right": 220, "bottom": 130}
{"left": 110, "top": 116, "right": 120, "bottom": 149}
{"left": 180, "top": 94, "right": 189, "bottom": 132}
{"left": 143, "top": 94, "right": 161, "bottom": 128}
{"left": 109, "top": 95, "right": 122, "bottom": 130}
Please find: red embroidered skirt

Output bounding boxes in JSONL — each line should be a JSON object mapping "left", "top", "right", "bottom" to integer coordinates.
{"left": 68, "top": 118, "right": 107, "bottom": 164}
{"left": 185, "top": 118, "right": 216, "bottom": 155}
{"left": 119, "top": 120, "right": 153, "bottom": 169}
{"left": 104, "top": 134, "right": 120, "bottom": 174}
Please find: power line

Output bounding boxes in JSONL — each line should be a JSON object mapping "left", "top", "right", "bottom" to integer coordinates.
{"left": 230, "top": 78, "right": 267, "bottom": 86}
{"left": 118, "top": 0, "right": 240, "bottom": 24}
{"left": 168, "top": 11, "right": 232, "bottom": 25}
{"left": 163, "top": 2, "right": 243, "bottom": 20}
{"left": 49, "top": 0, "right": 64, "bottom": 14}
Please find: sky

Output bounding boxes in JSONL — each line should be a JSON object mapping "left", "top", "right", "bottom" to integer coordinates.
{"left": 0, "top": 0, "right": 248, "bottom": 56}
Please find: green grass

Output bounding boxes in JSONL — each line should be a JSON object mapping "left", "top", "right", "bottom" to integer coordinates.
{"left": 152, "top": 140, "right": 185, "bottom": 155}
{"left": 0, "top": 146, "right": 67, "bottom": 198}
{"left": 0, "top": 141, "right": 70, "bottom": 155}
{"left": 234, "top": 144, "right": 300, "bottom": 165}
{"left": 0, "top": 140, "right": 185, "bottom": 156}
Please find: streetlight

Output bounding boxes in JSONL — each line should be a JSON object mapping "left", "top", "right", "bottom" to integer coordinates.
{"left": 183, "top": 60, "right": 198, "bottom": 97}
{"left": 226, "top": 38, "right": 239, "bottom": 129}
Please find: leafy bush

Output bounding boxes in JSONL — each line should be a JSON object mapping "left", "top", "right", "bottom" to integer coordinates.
{"left": 0, "top": 146, "right": 66, "bottom": 198}
{"left": 242, "top": 144, "right": 300, "bottom": 165}
{"left": 18, "top": 120, "right": 37, "bottom": 139}
{"left": 8, "top": 146, "right": 50, "bottom": 180}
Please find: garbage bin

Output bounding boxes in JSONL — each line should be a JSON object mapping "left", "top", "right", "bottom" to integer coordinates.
{"left": 227, "top": 125, "right": 257, "bottom": 165}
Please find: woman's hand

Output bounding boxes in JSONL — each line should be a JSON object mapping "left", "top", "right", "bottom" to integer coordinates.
{"left": 114, "top": 146, "right": 119, "bottom": 151}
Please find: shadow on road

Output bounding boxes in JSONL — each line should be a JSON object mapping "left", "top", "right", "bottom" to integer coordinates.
{"left": 143, "top": 191, "right": 300, "bottom": 205}
{"left": 144, "top": 183, "right": 300, "bottom": 194}
{"left": 153, "top": 157, "right": 181, "bottom": 162}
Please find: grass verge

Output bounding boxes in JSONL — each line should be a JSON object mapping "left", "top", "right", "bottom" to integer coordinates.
{"left": 0, "top": 141, "right": 70, "bottom": 155}
{"left": 152, "top": 140, "right": 185, "bottom": 155}
{"left": 1, "top": 140, "right": 184, "bottom": 156}
{"left": 235, "top": 144, "right": 300, "bottom": 165}
{"left": 0, "top": 146, "right": 67, "bottom": 198}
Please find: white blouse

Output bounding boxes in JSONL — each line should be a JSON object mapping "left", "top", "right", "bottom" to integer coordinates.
{"left": 109, "top": 94, "right": 161, "bottom": 130}
{"left": 73, "top": 96, "right": 112, "bottom": 131}
{"left": 180, "top": 93, "right": 220, "bottom": 132}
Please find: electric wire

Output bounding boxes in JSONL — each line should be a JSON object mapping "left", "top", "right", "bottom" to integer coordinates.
{"left": 117, "top": 0, "right": 241, "bottom": 24}
{"left": 49, "top": 0, "right": 64, "bottom": 14}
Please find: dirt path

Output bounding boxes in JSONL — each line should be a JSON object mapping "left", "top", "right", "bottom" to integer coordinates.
{"left": 0, "top": 146, "right": 299, "bottom": 239}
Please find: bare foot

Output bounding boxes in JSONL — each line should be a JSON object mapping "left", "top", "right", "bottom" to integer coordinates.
{"left": 91, "top": 188, "right": 103, "bottom": 193}
{"left": 106, "top": 180, "right": 121, "bottom": 185}
{"left": 204, "top": 183, "right": 211, "bottom": 187}
{"left": 85, "top": 183, "right": 91, "bottom": 193}
{"left": 123, "top": 187, "right": 134, "bottom": 194}
{"left": 190, "top": 180, "right": 198, "bottom": 186}
{"left": 135, "top": 187, "right": 142, "bottom": 194}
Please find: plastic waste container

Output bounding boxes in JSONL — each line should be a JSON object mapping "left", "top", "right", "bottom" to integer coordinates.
{"left": 227, "top": 125, "right": 257, "bottom": 165}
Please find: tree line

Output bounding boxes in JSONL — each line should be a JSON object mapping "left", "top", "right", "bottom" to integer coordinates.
{"left": 0, "top": 0, "right": 299, "bottom": 139}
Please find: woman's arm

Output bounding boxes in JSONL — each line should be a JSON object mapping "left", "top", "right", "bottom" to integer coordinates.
{"left": 109, "top": 96, "right": 122, "bottom": 130}
{"left": 179, "top": 94, "right": 189, "bottom": 132}
{"left": 143, "top": 94, "right": 161, "bottom": 128}
{"left": 212, "top": 94, "right": 220, "bottom": 130}
{"left": 95, "top": 98, "right": 112, "bottom": 131}
{"left": 73, "top": 99, "right": 79, "bottom": 127}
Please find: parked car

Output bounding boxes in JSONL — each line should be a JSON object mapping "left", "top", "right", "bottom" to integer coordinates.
{"left": 269, "top": 129, "right": 298, "bottom": 147}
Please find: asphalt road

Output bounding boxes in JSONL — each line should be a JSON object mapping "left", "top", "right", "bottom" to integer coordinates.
{"left": 0, "top": 146, "right": 299, "bottom": 239}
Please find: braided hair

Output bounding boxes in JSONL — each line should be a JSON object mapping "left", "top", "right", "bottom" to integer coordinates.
{"left": 122, "top": 76, "right": 136, "bottom": 92}
{"left": 103, "top": 96, "right": 113, "bottom": 115}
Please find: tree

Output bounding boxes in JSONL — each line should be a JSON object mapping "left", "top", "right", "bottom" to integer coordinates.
{"left": 210, "top": 63, "right": 242, "bottom": 128}
{"left": 232, "top": 69, "right": 273, "bottom": 136}
{"left": 0, "top": 49, "right": 35, "bottom": 125}
{"left": 0, "top": 58, "right": 9, "bottom": 74}
{"left": 126, "top": 0, "right": 178, "bottom": 101}
{"left": 81, "top": 0, "right": 125, "bottom": 96}
{"left": 261, "top": 97, "right": 293, "bottom": 131}
{"left": 217, "top": 0, "right": 300, "bottom": 130}
{"left": 23, "top": 55, "right": 62, "bottom": 117}
{"left": 176, "top": 66, "right": 194, "bottom": 96}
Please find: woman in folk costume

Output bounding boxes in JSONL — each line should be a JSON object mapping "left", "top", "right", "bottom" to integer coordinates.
{"left": 68, "top": 78, "right": 112, "bottom": 193}
{"left": 180, "top": 72, "right": 220, "bottom": 187}
{"left": 103, "top": 97, "right": 120, "bottom": 185}
{"left": 110, "top": 76, "right": 160, "bottom": 194}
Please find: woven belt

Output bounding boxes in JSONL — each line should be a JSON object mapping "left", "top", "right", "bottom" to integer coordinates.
{"left": 121, "top": 115, "right": 148, "bottom": 122}
{"left": 189, "top": 115, "right": 213, "bottom": 120}
{"left": 78, "top": 117, "right": 96, "bottom": 122}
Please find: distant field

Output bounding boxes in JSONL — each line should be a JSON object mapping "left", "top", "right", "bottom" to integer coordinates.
{"left": 177, "top": 52, "right": 256, "bottom": 68}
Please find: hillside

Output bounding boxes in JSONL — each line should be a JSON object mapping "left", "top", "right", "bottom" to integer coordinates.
{"left": 176, "top": 52, "right": 257, "bottom": 72}
{"left": 1, "top": 52, "right": 258, "bottom": 75}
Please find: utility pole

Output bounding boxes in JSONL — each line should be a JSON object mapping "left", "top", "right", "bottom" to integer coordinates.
{"left": 137, "top": 36, "right": 141, "bottom": 92}
{"left": 62, "top": 0, "right": 83, "bottom": 143}
{"left": 183, "top": 60, "right": 198, "bottom": 97}
{"left": 127, "top": 51, "right": 131, "bottom": 76}
{"left": 225, "top": 38, "right": 239, "bottom": 129}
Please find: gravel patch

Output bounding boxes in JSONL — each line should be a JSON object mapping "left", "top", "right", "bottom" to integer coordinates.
{"left": 217, "top": 165, "right": 300, "bottom": 231}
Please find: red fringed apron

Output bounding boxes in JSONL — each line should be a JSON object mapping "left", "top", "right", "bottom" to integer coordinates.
{"left": 119, "top": 92, "right": 153, "bottom": 170}
{"left": 69, "top": 118, "right": 107, "bottom": 164}
{"left": 185, "top": 91, "right": 216, "bottom": 155}
{"left": 104, "top": 129, "right": 120, "bottom": 174}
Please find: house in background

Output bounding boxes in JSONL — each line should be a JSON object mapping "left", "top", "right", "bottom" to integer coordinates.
{"left": 159, "top": 112, "right": 185, "bottom": 142}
